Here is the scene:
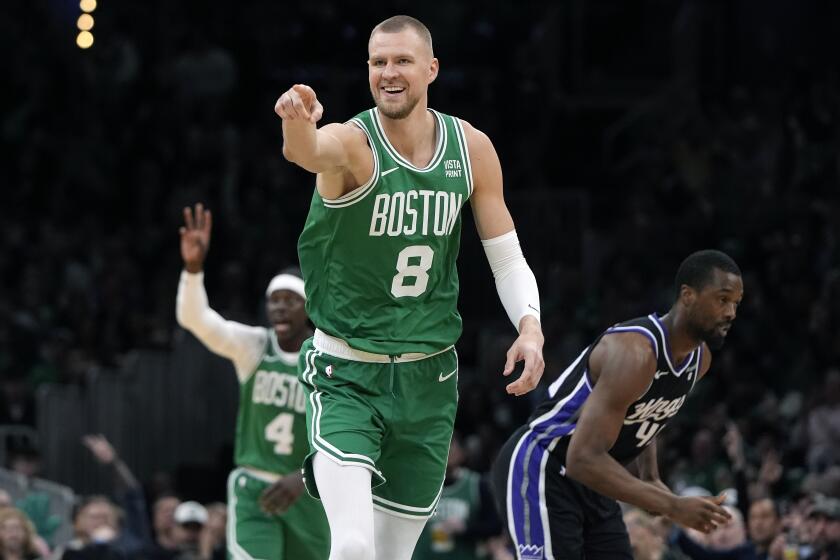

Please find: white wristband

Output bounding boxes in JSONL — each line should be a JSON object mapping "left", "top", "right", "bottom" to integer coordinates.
{"left": 482, "top": 230, "right": 541, "bottom": 332}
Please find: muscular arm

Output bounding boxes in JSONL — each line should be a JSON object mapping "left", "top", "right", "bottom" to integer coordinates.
{"left": 565, "top": 333, "right": 677, "bottom": 515}
{"left": 566, "top": 334, "right": 730, "bottom": 532}
{"left": 175, "top": 271, "right": 267, "bottom": 381}
{"left": 462, "top": 120, "right": 544, "bottom": 392}
{"left": 282, "top": 121, "right": 350, "bottom": 173}
{"left": 462, "top": 121, "right": 515, "bottom": 240}
{"left": 277, "top": 84, "right": 373, "bottom": 199}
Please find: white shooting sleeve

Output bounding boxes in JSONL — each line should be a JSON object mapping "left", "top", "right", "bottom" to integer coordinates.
{"left": 482, "top": 230, "right": 541, "bottom": 332}
{"left": 175, "top": 271, "right": 267, "bottom": 381}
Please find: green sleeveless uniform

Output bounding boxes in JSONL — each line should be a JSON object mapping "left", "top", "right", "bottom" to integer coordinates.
{"left": 297, "top": 107, "right": 472, "bottom": 517}
{"left": 413, "top": 469, "right": 489, "bottom": 560}
{"left": 227, "top": 330, "right": 329, "bottom": 560}
{"left": 298, "top": 107, "right": 471, "bottom": 355}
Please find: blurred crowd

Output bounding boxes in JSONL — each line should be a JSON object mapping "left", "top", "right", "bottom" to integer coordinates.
{"left": 2, "top": 0, "right": 840, "bottom": 558}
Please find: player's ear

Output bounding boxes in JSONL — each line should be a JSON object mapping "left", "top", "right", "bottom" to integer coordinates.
{"left": 428, "top": 58, "right": 439, "bottom": 84}
{"left": 679, "top": 284, "right": 696, "bottom": 307}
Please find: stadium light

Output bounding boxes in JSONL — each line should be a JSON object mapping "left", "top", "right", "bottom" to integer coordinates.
{"left": 76, "top": 30, "right": 94, "bottom": 49}
{"left": 77, "top": 14, "right": 94, "bottom": 31}
{"left": 80, "top": 0, "right": 97, "bottom": 12}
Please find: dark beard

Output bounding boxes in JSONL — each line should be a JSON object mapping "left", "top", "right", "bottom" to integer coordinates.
{"left": 691, "top": 321, "right": 727, "bottom": 350}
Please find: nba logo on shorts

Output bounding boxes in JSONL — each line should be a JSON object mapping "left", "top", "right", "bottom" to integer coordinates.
{"left": 325, "top": 365, "right": 334, "bottom": 377}
{"left": 517, "top": 544, "right": 544, "bottom": 560}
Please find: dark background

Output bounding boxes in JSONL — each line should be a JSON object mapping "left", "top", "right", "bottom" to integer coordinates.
{"left": 2, "top": 0, "right": 839, "bottom": 507}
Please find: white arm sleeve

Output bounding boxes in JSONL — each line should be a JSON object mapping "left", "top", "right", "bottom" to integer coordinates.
{"left": 482, "top": 230, "right": 541, "bottom": 332}
{"left": 175, "top": 271, "right": 267, "bottom": 382}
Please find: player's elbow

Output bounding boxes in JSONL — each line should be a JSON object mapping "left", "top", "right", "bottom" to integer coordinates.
{"left": 282, "top": 142, "right": 298, "bottom": 163}
{"left": 565, "top": 445, "right": 597, "bottom": 483}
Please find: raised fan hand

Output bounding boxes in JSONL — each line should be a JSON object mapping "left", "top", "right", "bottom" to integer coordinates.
{"left": 179, "top": 203, "right": 212, "bottom": 274}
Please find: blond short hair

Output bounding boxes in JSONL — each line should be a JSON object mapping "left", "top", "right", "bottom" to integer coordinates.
{"left": 370, "top": 15, "right": 433, "bottom": 55}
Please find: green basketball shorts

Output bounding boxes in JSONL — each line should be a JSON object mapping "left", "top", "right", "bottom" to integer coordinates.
{"left": 298, "top": 336, "right": 459, "bottom": 519}
{"left": 226, "top": 467, "right": 330, "bottom": 560}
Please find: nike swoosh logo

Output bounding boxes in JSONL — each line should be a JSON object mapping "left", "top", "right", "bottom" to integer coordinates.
{"left": 438, "top": 368, "right": 457, "bottom": 382}
{"left": 528, "top": 304, "right": 541, "bottom": 314}
{"left": 381, "top": 167, "right": 399, "bottom": 177}
{"left": 654, "top": 370, "right": 669, "bottom": 379}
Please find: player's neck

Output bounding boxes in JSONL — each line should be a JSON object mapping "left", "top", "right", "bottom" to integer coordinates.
{"left": 275, "top": 327, "right": 312, "bottom": 354}
{"left": 659, "top": 309, "right": 700, "bottom": 364}
{"left": 379, "top": 104, "right": 437, "bottom": 166}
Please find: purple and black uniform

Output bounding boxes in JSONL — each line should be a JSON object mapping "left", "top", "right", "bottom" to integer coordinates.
{"left": 491, "top": 314, "right": 702, "bottom": 560}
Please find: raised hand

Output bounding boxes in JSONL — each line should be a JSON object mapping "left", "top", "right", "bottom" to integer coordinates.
{"left": 668, "top": 493, "right": 732, "bottom": 534}
{"left": 503, "top": 316, "right": 545, "bottom": 396}
{"left": 180, "top": 203, "right": 212, "bottom": 274}
{"left": 274, "top": 84, "right": 324, "bottom": 124}
{"left": 82, "top": 434, "right": 117, "bottom": 465}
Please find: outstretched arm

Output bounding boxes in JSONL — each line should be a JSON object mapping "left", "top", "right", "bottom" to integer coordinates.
{"left": 565, "top": 333, "right": 731, "bottom": 533}
{"left": 463, "top": 121, "right": 543, "bottom": 396}
{"left": 275, "top": 84, "right": 372, "bottom": 200}
{"left": 176, "top": 204, "right": 266, "bottom": 380}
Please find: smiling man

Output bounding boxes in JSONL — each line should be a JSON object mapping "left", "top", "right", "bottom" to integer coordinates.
{"left": 491, "top": 249, "right": 744, "bottom": 559}
{"left": 274, "top": 14, "right": 544, "bottom": 560}
{"left": 175, "top": 203, "right": 329, "bottom": 560}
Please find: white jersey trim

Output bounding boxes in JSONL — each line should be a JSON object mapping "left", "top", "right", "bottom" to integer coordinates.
{"left": 454, "top": 118, "right": 474, "bottom": 197}
{"left": 648, "top": 314, "right": 696, "bottom": 377}
{"left": 322, "top": 118, "right": 381, "bottom": 208}
{"left": 371, "top": 108, "right": 447, "bottom": 172}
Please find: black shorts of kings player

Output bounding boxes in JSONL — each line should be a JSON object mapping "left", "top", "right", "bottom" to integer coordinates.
{"left": 491, "top": 250, "right": 744, "bottom": 560}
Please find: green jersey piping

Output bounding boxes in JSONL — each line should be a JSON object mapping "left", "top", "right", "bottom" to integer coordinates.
{"left": 371, "top": 108, "right": 447, "bottom": 172}
{"left": 322, "top": 118, "right": 381, "bottom": 209}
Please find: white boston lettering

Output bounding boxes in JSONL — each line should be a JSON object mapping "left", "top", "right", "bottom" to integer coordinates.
{"left": 369, "top": 190, "right": 464, "bottom": 238}
{"left": 251, "top": 371, "right": 306, "bottom": 413}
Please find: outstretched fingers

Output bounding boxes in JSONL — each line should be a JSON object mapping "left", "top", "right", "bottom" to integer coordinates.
{"left": 183, "top": 206, "right": 195, "bottom": 230}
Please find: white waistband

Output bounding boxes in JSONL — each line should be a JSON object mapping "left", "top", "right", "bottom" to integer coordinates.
{"left": 240, "top": 466, "right": 282, "bottom": 483}
{"left": 313, "top": 329, "right": 452, "bottom": 363}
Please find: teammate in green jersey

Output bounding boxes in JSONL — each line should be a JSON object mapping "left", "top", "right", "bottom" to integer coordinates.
{"left": 175, "top": 203, "right": 329, "bottom": 560}
{"left": 276, "top": 15, "right": 545, "bottom": 560}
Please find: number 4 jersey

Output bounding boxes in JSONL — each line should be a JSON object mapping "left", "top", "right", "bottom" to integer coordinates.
{"left": 298, "top": 107, "right": 472, "bottom": 356}
{"left": 235, "top": 329, "right": 309, "bottom": 474}
{"left": 526, "top": 314, "right": 702, "bottom": 466}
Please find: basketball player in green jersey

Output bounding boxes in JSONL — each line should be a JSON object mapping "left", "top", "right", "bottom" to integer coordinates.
{"left": 275, "top": 15, "right": 544, "bottom": 560}
{"left": 175, "top": 203, "right": 329, "bottom": 560}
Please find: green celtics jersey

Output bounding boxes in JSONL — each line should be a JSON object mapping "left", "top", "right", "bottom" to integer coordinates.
{"left": 234, "top": 329, "right": 309, "bottom": 474}
{"left": 413, "top": 469, "right": 487, "bottom": 560}
{"left": 298, "top": 107, "right": 473, "bottom": 355}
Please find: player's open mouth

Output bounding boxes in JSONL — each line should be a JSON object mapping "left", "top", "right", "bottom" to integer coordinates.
{"left": 274, "top": 321, "right": 291, "bottom": 334}
{"left": 717, "top": 323, "right": 731, "bottom": 336}
{"left": 382, "top": 86, "right": 406, "bottom": 96}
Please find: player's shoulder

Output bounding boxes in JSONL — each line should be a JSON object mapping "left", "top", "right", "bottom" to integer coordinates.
{"left": 455, "top": 118, "right": 490, "bottom": 145}
{"left": 593, "top": 331, "right": 658, "bottom": 369}
{"left": 321, "top": 121, "right": 368, "bottom": 143}
{"left": 453, "top": 118, "right": 499, "bottom": 171}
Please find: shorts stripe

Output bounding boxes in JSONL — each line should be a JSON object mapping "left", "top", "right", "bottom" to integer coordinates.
{"left": 227, "top": 468, "right": 265, "bottom": 560}
{"left": 311, "top": 391, "right": 379, "bottom": 468}
{"left": 507, "top": 430, "right": 569, "bottom": 560}
{"left": 371, "top": 481, "right": 442, "bottom": 519}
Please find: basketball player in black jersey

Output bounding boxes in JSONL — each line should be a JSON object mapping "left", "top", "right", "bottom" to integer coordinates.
{"left": 491, "top": 250, "right": 744, "bottom": 559}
